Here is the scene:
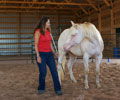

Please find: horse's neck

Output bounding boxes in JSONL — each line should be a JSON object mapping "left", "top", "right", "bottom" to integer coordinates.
{"left": 84, "top": 35, "right": 104, "bottom": 51}
{"left": 80, "top": 24, "right": 103, "bottom": 45}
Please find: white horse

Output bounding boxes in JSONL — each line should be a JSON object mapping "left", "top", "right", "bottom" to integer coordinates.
{"left": 57, "top": 21, "right": 104, "bottom": 89}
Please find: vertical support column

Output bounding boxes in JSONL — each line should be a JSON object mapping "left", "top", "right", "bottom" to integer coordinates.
{"left": 110, "top": 1, "right": 116, "bottom": 57}
{"left": 110, "top": 9, "right": 114, "bottom": 35}
{"left": 98, "top": 7, "right": 102, "bottom": 33}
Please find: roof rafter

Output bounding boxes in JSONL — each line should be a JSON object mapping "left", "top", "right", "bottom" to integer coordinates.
{"left": 86, "top": 0, "right": 98, "bottom": 11}
{"left": 72, "top": 9, "right": 80, "bottom": 18}
{"left": 103, "top": 0, "right": 112, "bottom": 9}
{"left": 0, "top": 6, "right": 79, "bottom": 10}
{"left": 79, "top": 6, "right": 88, "bottom": 15}
{"left": 32, "top": 0, "right": 38, "bottom": 2}
{"left": 0, "top": 9, "right": 73, "bottom": 14}
{"left": 0, "top": 1, "right": 90, "bottom": 6}
{"left": 64, "top": 0, "right": 72, "bottom": 3}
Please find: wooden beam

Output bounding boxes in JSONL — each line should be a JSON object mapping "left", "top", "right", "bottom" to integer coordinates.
{"left": 110, "top": 1, "right": 114, "bottom": 32}
{"left": 86, "top": 0, "right": 98, "bottom": 11}
{"left": 110, "top": 8, "right": 116, "bottom": 48}
{"left": 79, "top": 6, "right": 88, "bottom": 15}
{"left": 72, "top": 10, "right": 80, "bottom": 18}
{"left": 32, "top": 0, "right": 38, "bottom": 2}
{"left": 29, "top": 0, "right": 39, "bottom": 7}
{"left": 111, "top": 9, "right": 114, "bottom": 30}
{"left": 0, "top": 1, "right": 90, "bottom": 6}
{"left": 103, "top": 0, "right": 111, "bottom": 8}
{"left": 110, "top": 0, "right": 114, "bottom": 30}
{"left": 0, "top": 10, "right": 73, "bottom": 14}
{"left": 64, "top": 0, "right": 72, "bottom": 3}
{"left": 98, "top": 7, "right": 102, "bottom": 33}
{"left": 0, "top": 6, "right": 81, "bottom": 10}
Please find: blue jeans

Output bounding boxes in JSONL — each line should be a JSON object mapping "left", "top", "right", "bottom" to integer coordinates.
{"left": 36, "top": 52, "right": 61, "bottom": 92}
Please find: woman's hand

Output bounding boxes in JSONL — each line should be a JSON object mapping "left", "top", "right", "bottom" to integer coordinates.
{"left": 54, "top": 52, "right": 59, "bottom": 58}
{"left": 37, "top": 56, "right": 41, "bottom": 63}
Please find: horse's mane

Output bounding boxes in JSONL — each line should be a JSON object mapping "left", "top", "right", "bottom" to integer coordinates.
{"left": 76, "top": 22, "right": 102, "bottom": 42}
{"left": 74, "top": 22, "right": 104, "bottom": 50}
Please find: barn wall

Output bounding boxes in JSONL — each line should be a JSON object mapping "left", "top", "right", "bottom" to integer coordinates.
{"left": 1, "top": 1, "right": 120, "bottom": 60}
{"left": 0, "top": 11, "right": 73, "bottom": 60}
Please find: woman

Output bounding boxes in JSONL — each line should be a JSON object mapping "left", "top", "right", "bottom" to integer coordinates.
{"left": 34, "top": 16, "right": 62, "bottom": 95}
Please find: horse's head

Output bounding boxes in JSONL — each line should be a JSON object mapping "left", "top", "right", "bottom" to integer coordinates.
{"left": 63, "top": 21, "right": 84, "bottom": 51}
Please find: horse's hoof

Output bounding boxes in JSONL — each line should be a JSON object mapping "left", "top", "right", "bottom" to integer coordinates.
{"left": 85, "top": 86, "right": 89, "bottom": 90}
{"left": 97, "top": 84, "right": 101, "bottom": 88}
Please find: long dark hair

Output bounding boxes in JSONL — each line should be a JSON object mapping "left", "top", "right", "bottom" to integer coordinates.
{"left": 34, "top": 16, "right": 50, "bottom": 35}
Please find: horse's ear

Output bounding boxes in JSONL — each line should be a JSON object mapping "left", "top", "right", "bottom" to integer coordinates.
{"left": 70, "top": 21, "right": 75, "bottom": 26}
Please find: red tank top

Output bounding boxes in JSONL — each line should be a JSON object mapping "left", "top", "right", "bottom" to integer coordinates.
{"left": 36, "top": 29, "right": 52, "bottom": 52}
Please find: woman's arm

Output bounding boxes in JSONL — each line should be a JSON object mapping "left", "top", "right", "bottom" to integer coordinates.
{"left": 50, "top": 42, "right": 58, "bottom": 57}
{"left": 34, "top": 30, "right": 41, "bottom": 63}
{"left": 34, "top": 30, "right": 40, "bottom": 57}
{"left": 50, "top": 42, "right": 56, "bottom": 54}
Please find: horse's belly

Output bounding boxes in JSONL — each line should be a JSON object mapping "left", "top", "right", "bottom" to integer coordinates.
{"left": 70, "top": 45, "right": 83, "bottom": 56}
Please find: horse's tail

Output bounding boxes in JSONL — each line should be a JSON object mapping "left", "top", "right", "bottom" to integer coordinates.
{"left": 60, "top": 55, "right": 66, "bottom": 81}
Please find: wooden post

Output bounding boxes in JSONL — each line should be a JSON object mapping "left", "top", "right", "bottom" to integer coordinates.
{"left": 111, "top": 9, "right": 114, "bottom": 34}
{"left": 110, "top": 1, "right": 116, "bottom": 56}
{"left": 98, "top": 7, "right": 102, "bottom": 33}
{"left": 110, "top": 1, "right": 115, "bottom": 44}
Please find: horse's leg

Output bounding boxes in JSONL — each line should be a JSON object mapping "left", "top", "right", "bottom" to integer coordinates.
{"left": 67, "top": 54, "right": 77, "bottom": 82}
{"left": 58, "top": 51, "right": 66, "bottom": 84}
{"left": 95, "top": 53, "right": 102, "bottom": 88}
{"left": 83, "top": 54, "right": 89, "bottom": 89}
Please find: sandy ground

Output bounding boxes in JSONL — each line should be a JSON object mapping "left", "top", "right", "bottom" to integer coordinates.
{"left": 0, "top": 62, "right": 120, "bottom": 100}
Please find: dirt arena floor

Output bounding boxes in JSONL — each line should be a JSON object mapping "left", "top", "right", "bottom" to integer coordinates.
{"left": 0, "top": 62, "right": 120, "bottom": 100}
